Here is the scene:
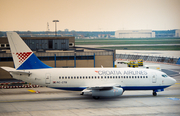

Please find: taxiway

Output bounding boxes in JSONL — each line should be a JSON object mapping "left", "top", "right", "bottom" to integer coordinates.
{"left": 0, "top": 63, "right": 180, "bottom": 116}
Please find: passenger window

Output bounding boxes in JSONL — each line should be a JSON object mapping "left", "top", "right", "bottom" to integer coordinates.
{"left": 62, "top": 76, "right": 64, "bottom": 79}
{"left": 140, "top": 76, "right": 142, "bottom": 78}
{"left": 101, "top": 76, "right": 103, "bottom": 79}
{"left": 146, "top": 76, "right": 148, "bottom": 78}
{"left": 59, "top": 76, "right": 61, "bottom": 79}
{"left": 129, "top": 76, "right": 131, "bottom": 78}
{"left": 143, "top": 76, "right": 145, "bottom": 78}
{"left": 71, "top": 77, "right": 73, "bottom": 79}
{"left": 68, "top": 77, "right": 70, "bottom": 79}
{"left": 65, "top": 77, "right": 67, "bottom": 79}
{"left": 132, "top": 76, "right": 134, "bottom": 78}
{"left": 74, "top": 76, "right": 76, "bottom": 79}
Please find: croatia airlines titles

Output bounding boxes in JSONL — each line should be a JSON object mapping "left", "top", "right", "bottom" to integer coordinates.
{"left": 95, "top": 70, "right": 148, "bottom": 76}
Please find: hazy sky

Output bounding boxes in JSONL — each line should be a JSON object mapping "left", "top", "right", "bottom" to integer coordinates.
{"left": 0, "top": 0, "right": 180, "bottom": 31}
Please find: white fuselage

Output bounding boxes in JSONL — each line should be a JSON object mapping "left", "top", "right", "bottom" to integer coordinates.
{"left": 11, "top": 67, "right": 176, "bottom": 91}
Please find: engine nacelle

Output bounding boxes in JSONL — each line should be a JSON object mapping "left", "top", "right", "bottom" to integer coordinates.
{"left": 92, "top": 87, "right": 123, "bottom": 97}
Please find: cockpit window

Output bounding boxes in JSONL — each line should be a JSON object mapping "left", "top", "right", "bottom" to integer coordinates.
{"left": 162, "top": 74, "right": 168, "bottom": 78}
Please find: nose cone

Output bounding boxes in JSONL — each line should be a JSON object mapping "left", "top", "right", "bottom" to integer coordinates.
{"left": 170, "top": 77, "right": 176, "bottom": 85}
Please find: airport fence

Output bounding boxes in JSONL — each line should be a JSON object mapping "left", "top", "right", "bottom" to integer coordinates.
{"left": 0, "top": 51, "right": 114, "bottom": 58}
{"left": 116, "top": 54, "right": 179, "bottom": 64}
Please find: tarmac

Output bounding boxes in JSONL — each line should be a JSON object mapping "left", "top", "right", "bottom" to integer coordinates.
{"left": 0, "top": 62, "right": 180, "bottom": 116}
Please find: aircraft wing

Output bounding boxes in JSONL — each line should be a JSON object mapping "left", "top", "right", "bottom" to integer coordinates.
{"left": 1, "top": 67, "right": 32, "bottom": 75}
{"left": 89, "top": 83, "right": 121, "bottom": 90}
{"left": 82, "top": 83, "right": 121, "bottom": 92}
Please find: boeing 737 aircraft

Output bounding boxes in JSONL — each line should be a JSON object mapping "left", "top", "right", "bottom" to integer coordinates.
{"left": 1, "top": 32, "right": 176, "bottom": 99}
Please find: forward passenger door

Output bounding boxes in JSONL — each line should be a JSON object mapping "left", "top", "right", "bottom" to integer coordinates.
{"left": 152, "top": 73, "right": 157, "bottom": 83}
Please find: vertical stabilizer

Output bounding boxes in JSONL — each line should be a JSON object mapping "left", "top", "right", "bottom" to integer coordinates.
{"left": 6, "top": 32, "right": 51, "bottom": 70}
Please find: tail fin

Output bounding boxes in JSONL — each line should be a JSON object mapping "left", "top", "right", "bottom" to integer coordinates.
{"left": 6, "top": 32, "right": 51, "bottom": 70}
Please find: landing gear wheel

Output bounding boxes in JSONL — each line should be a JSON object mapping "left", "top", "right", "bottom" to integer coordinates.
{"left": 93, "top": 96, "right": 100, "bottom": 99}
{"left": 153, "top": 91, "right": 157, "bottom": 96}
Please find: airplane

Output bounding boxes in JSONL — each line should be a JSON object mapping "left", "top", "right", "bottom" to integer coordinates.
{"left": 1, "top": 32, "right": 176, "bottom": 99}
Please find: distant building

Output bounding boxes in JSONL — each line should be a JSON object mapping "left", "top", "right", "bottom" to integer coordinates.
{"left": 64, "top": 29, "right": 69, "bottom": 32}
{"left": 115, "top": 30, "right": 155, "bottom": 38}
{"left": 115, "top": 29, "right": 180, "bottom": 38}
{"left": 0, "top": 37, "right": 75, "bottom": 52}
{"left": 153, "top": 30, "right": 176, "bottom": 38}
{"left": 175, "top": 29, "right": 180, "bottom": 37}
{"left": 98, "top": 34, "right": 111, "bottom": 38}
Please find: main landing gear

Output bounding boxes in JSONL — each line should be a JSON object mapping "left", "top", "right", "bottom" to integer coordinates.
{"left": 93, "top": 96, "right": 100, "bottom": 99}
{"left": 153, "top": 91, "right": 157, "bottom": 96}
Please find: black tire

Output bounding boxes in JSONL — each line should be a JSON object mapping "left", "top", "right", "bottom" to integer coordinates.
{"left": 153, "top": 91, "right": 157, "bottom": 96}
{"left": 93, "top": 96, "right": 100, "bottom": 99}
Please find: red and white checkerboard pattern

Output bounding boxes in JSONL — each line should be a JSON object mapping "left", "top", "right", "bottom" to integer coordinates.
{"left": 16, "top": 52, "right": 32, "bottom": 65}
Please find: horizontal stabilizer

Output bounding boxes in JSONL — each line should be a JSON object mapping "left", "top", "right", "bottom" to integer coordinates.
{"left": 1, "top": 67, "right": 31, "bottom": 75}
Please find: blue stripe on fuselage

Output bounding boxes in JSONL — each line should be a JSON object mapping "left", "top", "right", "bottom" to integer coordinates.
{"left": 121, "top": 85, "right": 170, "bottom": 90}
{"left": 17, "top": 53, "right": 52, "bottom": 70}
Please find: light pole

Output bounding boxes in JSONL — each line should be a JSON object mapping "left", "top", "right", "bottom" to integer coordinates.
{"left": 53, "top": 20, "right": 59, "bottom": 36}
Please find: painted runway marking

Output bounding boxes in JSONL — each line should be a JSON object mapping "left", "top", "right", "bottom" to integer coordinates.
{"left": 28, "top": 90, "right": 36, "bottom": 93}
{"left": 168, "top": 97, "right": 180, "bottom": 101}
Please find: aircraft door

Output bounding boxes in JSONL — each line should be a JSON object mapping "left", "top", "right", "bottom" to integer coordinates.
{"left": 152, "top": 73, "right": 157, "bottom": 83}
{"left": 45, "top": 73, "right": 51, "bottom": 84}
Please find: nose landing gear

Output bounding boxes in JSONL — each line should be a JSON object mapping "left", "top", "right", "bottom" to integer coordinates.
{"left": 153, "top": 91, "right": 157, "bottom": 96}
